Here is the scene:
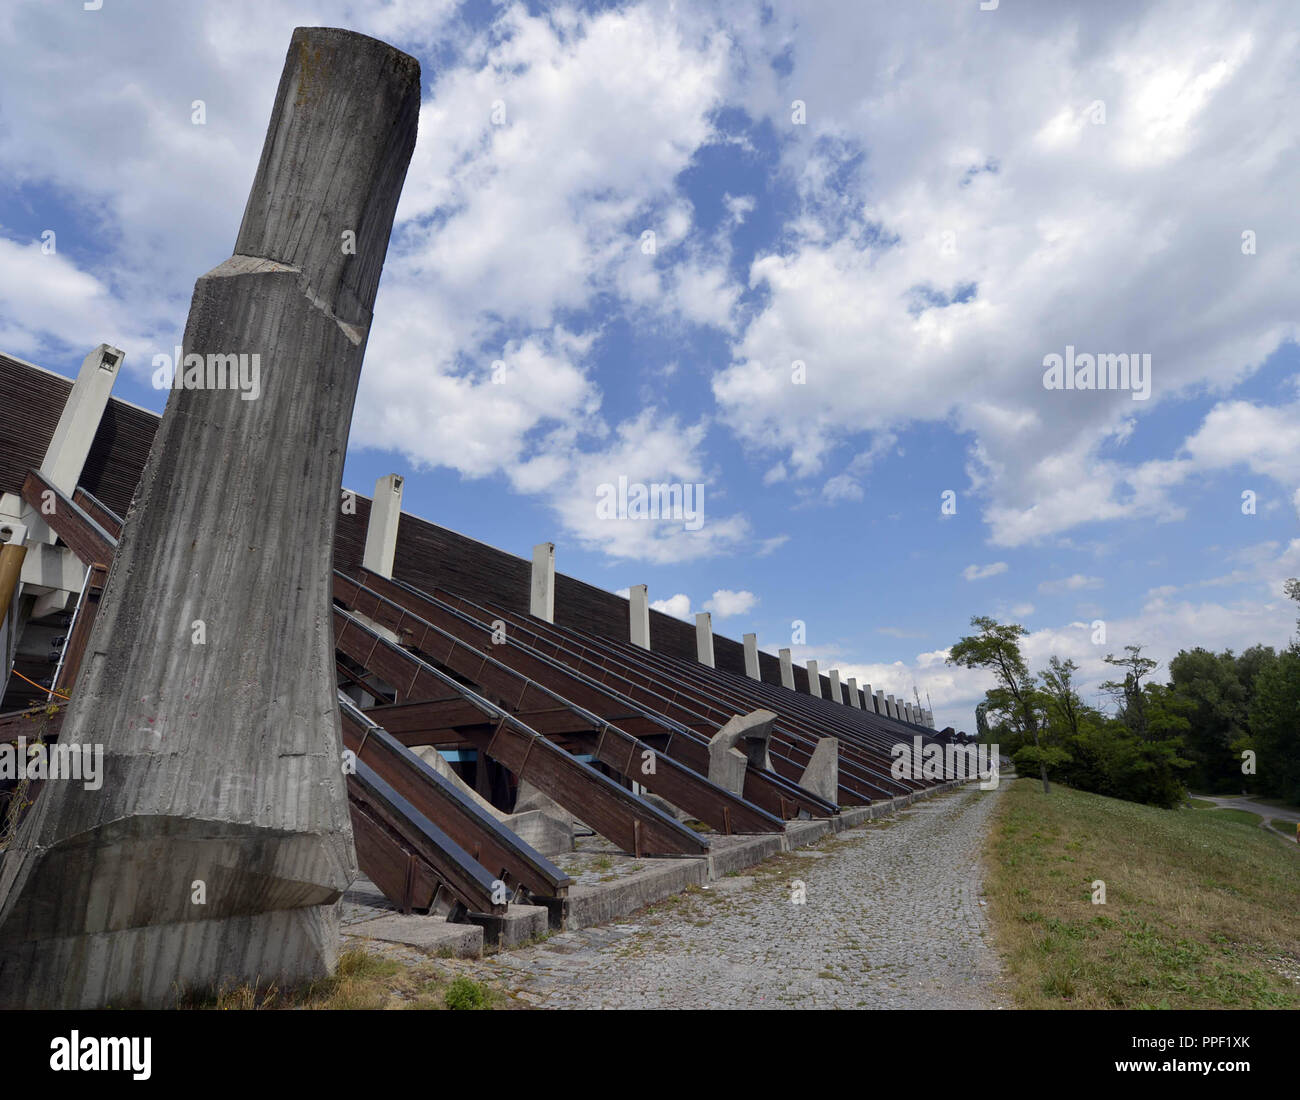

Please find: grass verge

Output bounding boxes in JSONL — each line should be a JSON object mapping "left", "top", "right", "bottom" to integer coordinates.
{"left": 984, "top": 778, "right": 1300, "bottom": 1009}
{"left": 180, "top": 948, "right": 501, "bottom": 1010}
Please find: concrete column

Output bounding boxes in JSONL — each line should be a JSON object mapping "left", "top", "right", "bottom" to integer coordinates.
{"left": 695, "top": 612, "right": 715, "bottom": 667}
{"left": 886, "top": 694, "right": 897, "bottom": 719}
{"left": 0, "top": 27, "right": 421, "bottom": 1010}
{"left": 846, "top": 677, "right": 860, "bottom": 708}
{"left": 875, "top": 689, "right": 886, "bottom": 715}
{"left": 779, "top": 648, "right": 795, "bottom": 690}
{"left": 828, "top": 668, "right": 842, "bottom": 703}
{"left": 743, "top": 633, "right": 760, "bottom": 680}
{"left": 629, "top": 584, "right": 650, "bottom": 650}
{"left": 530, "top": 542, "right": 555, "bottom": 622}
{"left": 806, "top": 659, "right": 822, "bottom": 698}
{"left": 862, "top": 683, "right": 874, "bottom": 712}
{"left": 41, "top": 344, "right": 125, "bottom": 499}
{"left": 361, "top": 473, "right": 403, "bottom": 579}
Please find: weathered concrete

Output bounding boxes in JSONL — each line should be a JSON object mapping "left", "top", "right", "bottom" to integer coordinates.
{"left": 827, "top": 668, "right": 842, "bottom": 703}
{"left": 0, "top": 27, "right": 421, "bottom": 1010}
{"left": 874, "top": 689, "right": 886, "bottom": 715}
{"left": 629, "top": 584, "right": 650, "bottom": 649}
{"left": 529, "top": 542, "right": 554, "bottom": 623}
{"left": 348, "top": 914, "right": 483, "bottom": 958}
{"left": 467, "top": 903, "right": 549, "bottom": 949}
{"left": 361, "top": 473, "right": 403, "bottom": 578}
{"left": 743, "top": 633, "right": 760, "bottom": 680}
{"left": 798, "top": 737, "right": 839, "bottom": 803}
{"left": 779, "top": 647, "right": 795, "bottom": 690}
{"left": 564, "top": 858, "right": 706, "bottom": 929}
{"left": 695, "top": 612, "right": 714, "bottom": 667}
{"left": 806, "top": 659, "right": 822, "bottom": 698}
{"left": 707, "top": 709, "right": 776, "bottom": 795}
{"left": 845, "top": 677, "right": 860, "bottom": 708}
{"left": 502, "top": 809, "right": 573, "bottom": 857}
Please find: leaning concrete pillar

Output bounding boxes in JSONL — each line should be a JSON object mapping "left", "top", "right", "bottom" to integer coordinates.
{"left": 530, "top": 542, "right": 554, "bottom": 622}
{"left": 362, "top": 473, "right": 403, "bottom": 579}
{"left": 41, "top": 344, "right": 125, "bottom": 501}
{"left": 779, "top": 648, "right": 795, "bottom": 690}
{"left": 629, "top": 584, "right": 650, "bottom": 649}
{"left": 875, "top": 689, "right": 887, "bottom": 715}
{"left": 806, "top": 659, "right": 822, "bottom": 698}
{"left": 0, "top": 27, "right": 420, "bottom": 1010}
{"left": 846, "top": 677, "right": 860, "bottom": 708}
{"left": 828, "top": 668, "right": 842, "bottom": 703}
{"left": 886, "top": 694, "right": 898, "bottom": 719}
{"left": 743, "top": 632, "right": 760, "bottom": 680}
{"left": 695, "top": 612, "right": 715, "bottom": 667}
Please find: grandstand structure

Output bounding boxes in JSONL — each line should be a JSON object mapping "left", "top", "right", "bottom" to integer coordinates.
{"left": 0, "top": 343, "right": 964, "bottom": 939}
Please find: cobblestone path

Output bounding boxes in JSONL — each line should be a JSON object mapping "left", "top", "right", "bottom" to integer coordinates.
{"left": 436, "top": 781, "right": 1009, "bottom": 1009}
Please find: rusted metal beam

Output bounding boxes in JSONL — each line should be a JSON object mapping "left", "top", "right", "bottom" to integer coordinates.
{"left": 334, "top": 572, "right": 786, "bottom": 832}
{"left": 339, "top": 696, "right": 570, "bottom": 900}
{"left": 20, "top": 470, "right": 115, "bottom": 567}
{"left": 339, "top": 569, "right": 829, "bottom": 820}
{"left": 333, "top": 606, "right": 708, "bottom": 856}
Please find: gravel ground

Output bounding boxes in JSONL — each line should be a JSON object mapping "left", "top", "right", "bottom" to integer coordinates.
{"left": 414, "top": 780, "right": 1010, "bottom": 1009}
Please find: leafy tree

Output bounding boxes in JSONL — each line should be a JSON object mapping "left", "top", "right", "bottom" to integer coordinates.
{"left": 949, "top": 617, "right": 1051, "bottom": 793}
{"left": 1249, "top": 646, "right": 1300, "bottom": 805}
{"left": 1101, "top": 644, "right": 1159, "bottom": 740}
{"left": 1039, "top": 655, "right": 1084, "bottom": 740}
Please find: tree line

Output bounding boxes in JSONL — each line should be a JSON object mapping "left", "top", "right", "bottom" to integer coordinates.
{"left": 946, "top": 579, "right": 1300, "bottom": 809}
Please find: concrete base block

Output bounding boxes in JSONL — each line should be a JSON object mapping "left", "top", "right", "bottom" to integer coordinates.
{"left": 565, "top": 859, "right": 706, "bottom": 930}
{"left": 705, "top": 834, "right": 783, "bottom": 877}
{"left": 347, "top": 913, "right": 483, "bottom": 958}
{"left": 784, "top": 819, "right": 833, "bottom": 849}
{"left": 466, "top": 903, "right": 548, "bottom": 949}
{"left": 500, "top": 809, "right": 573, "bottom": 856}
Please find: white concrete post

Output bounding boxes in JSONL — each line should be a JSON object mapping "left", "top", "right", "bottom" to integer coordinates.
{"left": 629, "top": 584, "right": 650, "bottom": 649}
{"left": 42, "top": 344, "right": 125, "bottom": 498}
{"left": 875, "top": 689, "right": 886, "bottom": 715}
{"left": 779, "top": 648, "right": 795, "bottom": 690}
{"left": 806, "top": 659, "right": 822, "bottom": 698}
{"left": 530, "top": 542, "right": 555, "bottom": 622}
{"left": 743, "top": 633, "right": 760, "bottom": 680}
{"left": 828, "top": 668, "right": 842, "bottom": 703}
{"left": 886, "top": 694, "right": 897, "bottom": 719}
{"left": 846, "top": 677, "right": 860, "bottom": 708}
{"left": 862, "top": 684, "right": 874, "bottom": 712}
{"left": 362, "top": 473, "right": 403, "bottom": 579}
{"left": 695, "top": 612, "right": 715, "bottom": 667}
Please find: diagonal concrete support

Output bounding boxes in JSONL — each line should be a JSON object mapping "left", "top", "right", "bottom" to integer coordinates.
{"left": 0, "top": 27, "right": 420, "bottom": 1009}
{"left": 799, "top": 737, "right": 839, "bottom": 803}
{"left": 707, "top": 709, "right": 777, "bottom": 796}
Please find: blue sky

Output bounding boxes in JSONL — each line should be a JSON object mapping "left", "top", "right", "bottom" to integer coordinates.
{"left": 1, "top": 0, "right": 1297, "bottom": 730}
